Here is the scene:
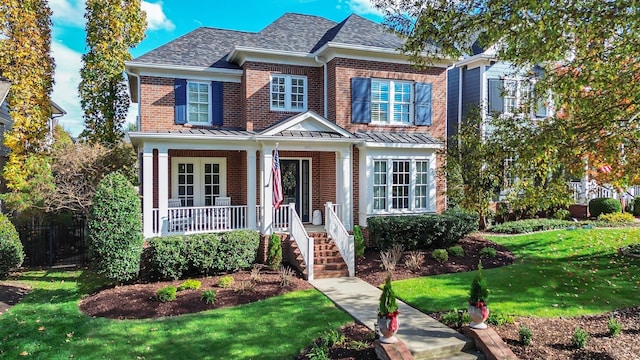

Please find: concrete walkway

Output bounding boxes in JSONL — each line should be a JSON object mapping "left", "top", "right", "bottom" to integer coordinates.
{"left": 311, "top": 277, "right": 475, "bottom": 359}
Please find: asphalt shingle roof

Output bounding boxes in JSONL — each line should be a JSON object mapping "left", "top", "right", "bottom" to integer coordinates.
{"left": 132, "top": 12, "right": 418, "bottom": 68}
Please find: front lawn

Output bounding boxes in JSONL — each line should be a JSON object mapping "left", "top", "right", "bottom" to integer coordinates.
{"left": 392, "top": 228, "right": 640, "bottom": 317}
{"left": 0, "top": 270, "right": 351, "bottom": 359}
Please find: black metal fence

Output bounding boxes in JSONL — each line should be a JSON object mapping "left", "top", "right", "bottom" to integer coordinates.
{"left": 15, "top": 213, "right": 87, "bottom": 267}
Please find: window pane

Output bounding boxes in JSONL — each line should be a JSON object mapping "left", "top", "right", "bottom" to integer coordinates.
{"left": 391, "top": 160, "right": 410, "bottom": 209}
{"left": 187, "top": 82, "right": 210, "bottom": 124}
{"left": 373, "top": 160, "right": 387, "bottom": 210}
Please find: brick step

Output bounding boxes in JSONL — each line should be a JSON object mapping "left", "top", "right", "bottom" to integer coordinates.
{"left": 314, "top": 263, "right": 348, "bottom": 271}
{"left": 314, "top": 250, "right": 341, "bottom": 257}
{"left": 312, "top": 269, "right": 349, "bottom": 279}
{"left": 314, "top": 256, "right": 345, "bottom": 264}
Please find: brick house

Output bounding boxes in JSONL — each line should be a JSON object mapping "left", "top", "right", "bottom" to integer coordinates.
{"left": 126, "top": 13, "right": 453, "bottom": 278}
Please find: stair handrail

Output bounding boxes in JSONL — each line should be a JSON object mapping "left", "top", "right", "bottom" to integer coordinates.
{"left": 324, "top": 202, "right": 354, "bottom": 277}
{"left": 288, "top": 203, "right": 314, "bottom": 280}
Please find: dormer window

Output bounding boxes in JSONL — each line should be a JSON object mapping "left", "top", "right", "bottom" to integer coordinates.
{"left": 270, "top": 74, "right": 307, "bottom": 112}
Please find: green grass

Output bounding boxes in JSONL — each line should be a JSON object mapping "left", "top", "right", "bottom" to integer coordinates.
{"left": 0, "top": 270, "right": 351, "bottom": 359}
{"left": 393, "top": 228, "right": 640, "bottom": 318}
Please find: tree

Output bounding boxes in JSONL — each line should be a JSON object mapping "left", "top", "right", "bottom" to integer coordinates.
{"left": 0, "top": 1, "right": 55, "bottom": 212}
{"left": 79, "top": 0, "right": 146, "bottom": 145}
{"left": 376, "top": 0, "right": 640, "bottom": 185}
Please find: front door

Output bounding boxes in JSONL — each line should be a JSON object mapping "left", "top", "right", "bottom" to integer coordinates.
{"left": 280, "top": 159, "right": 310, "bottom": 222}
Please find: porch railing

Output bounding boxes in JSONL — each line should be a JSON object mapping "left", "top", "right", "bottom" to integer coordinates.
{"left": 273, "top": 204, "right": 292, "bottom": 231}
{"left": 288, "top": 203, "right": 314, "bottom": 280}
{"left": 325, "top": 202, "right": 354, "bottom": 277}
{"left": 157, "top": 205, "right": 247, "bottom": 235}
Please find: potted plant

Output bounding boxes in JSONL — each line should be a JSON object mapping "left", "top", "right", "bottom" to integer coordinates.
{"left": 468, "top": 261, "right": 489, "bottom": 329}
{"left": 377, "top": 274, "right": 400, "bottom": 343}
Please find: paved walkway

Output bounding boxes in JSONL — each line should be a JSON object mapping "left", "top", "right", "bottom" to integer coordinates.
{"left": 310, "top": 277, "right": 473, "bottom": 359}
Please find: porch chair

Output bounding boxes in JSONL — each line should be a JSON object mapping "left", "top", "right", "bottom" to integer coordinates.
{"left": 214, "top": 196, "right": 231, "bottom": 229}
{"left": 168, "top": 198, "right": 192, "bottom": 231}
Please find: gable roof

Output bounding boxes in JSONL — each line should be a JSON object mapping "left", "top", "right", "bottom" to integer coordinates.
{"left": 130, "top": 12, "right": 427, "bottom": 69}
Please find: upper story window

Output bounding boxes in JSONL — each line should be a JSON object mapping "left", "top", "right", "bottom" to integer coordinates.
{"left": 371, "top": 79, "right": 413, "bottom": 125}
{"left": 270, "top": 74, "right": 307, "bottom": 112}
{"left": 488, "top": 78, "right": 548, "bottom": 119}
{"left": 174, "top": 79, "right": 223, "bottom": 126}
{"left": 351, "top": 78, "right": 432, "bottom": 126}
{"left": 187, "top": 81, "right": 211, "bottom": 124}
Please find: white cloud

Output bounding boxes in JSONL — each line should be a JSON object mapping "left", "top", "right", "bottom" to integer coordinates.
{"left": 49, "top": 0, "right": 86, "bottom": 28}
{"left": 346, "top": 0, "right": 384, "bottom": 16}
{"left": 142, "top": 1, "right": 175, "bottom": 31}
{"left": 51, "top": 41, "right": 84, "bottom": 137}
{"left": 51, "top": 41, "right": 139, "bottom": 137}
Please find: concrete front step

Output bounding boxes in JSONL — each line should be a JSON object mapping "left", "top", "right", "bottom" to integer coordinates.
{"left": 311, "top": 277, "right": 475, "bottom": 360}
{"left": 431, "top": 349, "right": 485, "bottom": 360}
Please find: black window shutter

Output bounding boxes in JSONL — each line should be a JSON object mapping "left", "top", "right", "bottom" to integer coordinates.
{"left": 351, "top": 77, "right": 371, "bottom": 124}
{"left": 415, "top": 82, "right": 432, "bottom": 126}
{"left": 211, "top": 81, "right": 223, "bottom": 126}
{"left": 174, "top": 78, "right": 187, "bottom": 124}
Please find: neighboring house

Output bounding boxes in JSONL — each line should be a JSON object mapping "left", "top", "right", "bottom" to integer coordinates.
{"left": 125, "top": 12, "right": 452, "bottom": 250}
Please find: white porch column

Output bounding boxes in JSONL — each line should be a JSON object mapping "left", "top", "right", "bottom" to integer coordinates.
{"left": 336, "top": 147, "right": 353, "bottom": 230}
{"left": 158, "top": 150, "right": 169, "bottom": 232}
{"left": 261, "top": 146, "right": 274, "bottom": 234}
{"left": 246, "top": 149, "right": 257, "bottom": 229}
{"left": 142, "top": 150, "right": 154, "bottom": 238}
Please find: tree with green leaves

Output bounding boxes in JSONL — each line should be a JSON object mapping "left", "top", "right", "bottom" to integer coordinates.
{"left": 79, "top": 0, "right": 146, "bottom": 145}
{"left": 376, "top": 0, "right": 640, "bottom": 190}
{"left": 0, "top": 1, "right": 55, "bottom": 212}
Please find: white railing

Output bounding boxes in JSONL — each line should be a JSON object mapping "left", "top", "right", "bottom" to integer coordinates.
{"left": 152, "top": 209, "right": 160, "bottom": 234}
{"left": 569, "top": 181, "right": 583, "bottom": 203}
{"left": 325, "top": 201, "right": 354, "bottom": 277}
{"left": 165, "top": 205, "right": 248, "bottom": 235}
{"left": 288, "top": 203, "right": 314, "bottom": 280}
{"left": 273, "top": 204, "right": 292, "bottom": 231}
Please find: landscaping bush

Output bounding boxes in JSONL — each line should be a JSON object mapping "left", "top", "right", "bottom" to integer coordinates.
{"left": 147, "top": 230, "right": 260, "bottom": 280}
{"left": 266, "top": 233, "right": 282, "bottom": 270}
{"left": 177, "top": 279, "right": 202, "bottom": 291}
{"left": 448, "top": 245, "right": 465, "bottom": 257}
{"left": 201, "top": 289, "right": 216, "bottom": 304}
{"left": 218, "top": 275, "right": 234, "bottom": 288}
{"left": 156, "top": 286, "right": 177, "bottom": 302}
{"left": 0, "top": 214, "right": 23, "bottom": 279}
{"left": 490, "top": 219, "right": 574, "bottom": 234}
{"left": 432, "top": 249, "right": 448, "bottom": 263}
{"left": 589, "top": 197, "right": 622, "bottom": 218}
{"left": 572, "top": 327, "right": 589, "bottom": 348}
{"left": 634, "top": 198, "right": 640, "bottom": 216}
{"left": 148, "top": 236, "right": 189, "bottom": 280}
{"left": 353, "top": 225, "right": 365, "bottom": 258}
{"left": 88, "top": 172, "right": 143, "bottom": 283}
{"left": 479, "top": 247, "right": 497, "bottom": 258}
{"left": 599, "top": 212, "right": 635, "bottom": 224}
{"left": 608, "top": 316, "right": 622, "bottom": 337}
{"left": 367, "top": 209, "right": 478, "bottom": 250}
{"left": 519, "top": 325, "right": 533, "bottom": 346}
{"left": 553, "top": 209, "right": 571, "bottom": 220}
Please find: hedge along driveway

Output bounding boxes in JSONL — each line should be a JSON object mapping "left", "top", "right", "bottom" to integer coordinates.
{"left": 0, "top": 270, "right": 351, "bottom": 359}
{"left": 391, "top": 228, "right": 640, "bottom": 318}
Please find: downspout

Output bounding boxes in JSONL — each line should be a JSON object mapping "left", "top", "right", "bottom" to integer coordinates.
{"left": 314, "top": 56, "right": 328, "bottom": 118}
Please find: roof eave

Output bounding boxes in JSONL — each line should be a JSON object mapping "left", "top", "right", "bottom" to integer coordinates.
{"left": 314, "top": 42, "right": 456, "bottom": 68}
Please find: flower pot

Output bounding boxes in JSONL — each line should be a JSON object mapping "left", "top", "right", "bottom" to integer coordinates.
{"left": 377, "top": 315, "right": 399, "bottom": 344}
{"left": 468, "top": 303, "right": 489, "bottom": 329}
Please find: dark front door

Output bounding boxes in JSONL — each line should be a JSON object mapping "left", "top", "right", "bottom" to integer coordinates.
{"left": 280, "top": 159, "right": 310, "bottom": 222}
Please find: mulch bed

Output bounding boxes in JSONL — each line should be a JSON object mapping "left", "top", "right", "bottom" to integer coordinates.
{"left": 4, "top": 234, "right": 640, "bottom": 359}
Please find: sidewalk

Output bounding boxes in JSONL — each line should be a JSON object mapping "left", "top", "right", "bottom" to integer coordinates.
{"left": 310, "top": 277, "right": 474, "bottom": 358}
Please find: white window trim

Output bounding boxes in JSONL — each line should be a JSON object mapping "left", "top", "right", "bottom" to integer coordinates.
{"left": 270, "top": 74, "right": 308, "bottom": 112}
{"left": 171, "top": 157, "right": 227, "bottom": 207}
{"left": 369, "top": 155, "right": 435, "bottom": 214}
{"left": 495, "top": 77, "right": 553, "bottom": 120}
{"left": 187, "top": 81, "right": 212, "bottom": 125}
{"left": 371, "top": 79, "right": 415, "bottom": 125}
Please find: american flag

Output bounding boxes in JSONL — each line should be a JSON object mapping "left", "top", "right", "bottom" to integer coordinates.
{"left": 272, "top": 146, "right": 283, "bottom": 209}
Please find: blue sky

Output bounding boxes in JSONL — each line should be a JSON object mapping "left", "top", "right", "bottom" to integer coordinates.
{"left": 49, "top": 0, "right": 384, "bottom": 136}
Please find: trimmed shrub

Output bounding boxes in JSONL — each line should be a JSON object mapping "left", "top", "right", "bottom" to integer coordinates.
{"left": 218, "top": 275, "right": 234, "bottom": 288}
{"left": 589, "top": 197, "right": 622, "bottom": 218}
{"left": 266, "top": 233, "right": 282, "bottom": 270}
{"left": 599, "top": 212, "right": 635, "bottom": 224}
{"left": 88, "top": 172, "right": 143, "bottom": 283}
{"left": 553, "top": 209, "right": 571, "bottom": 220}
{"left": 448, "top": 245, "right": 465, "bottom": 257}
{"left": 0, "top": 214, "right": 23, "bottom": 279}
{"left": 367, "top": 209, "right": 478, "bottom": 250}
{"left": 432, "top": 249, "right": 448, "bottom": 263}
{"left": 572, "top": 327, "right": 589, "bottom": 348}
{"left": 156, "top": 286, "right": 177, "bottom": 302}
{"left": 353, "top": 225, "right": 365, "bottom": 258}
{"left": 519, "top": 325, "right": 533, "bottom": 346}
{"left": 479, "top": 247, "right": 497, "bottom": 258}
{"left": 490, "top": 219, "right": 574, "bottom": 234}
{"left": 148, "top": 236, "right": 189, "bottom": 280}
{"left": 634, "top": 198, "right": 640, "bottom": 216}
{"left": 147, "top": 230, "right": 260, "bottom": 280}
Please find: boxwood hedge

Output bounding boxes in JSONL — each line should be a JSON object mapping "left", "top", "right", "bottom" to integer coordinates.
{"left": 367, "top": 209, "right": 479, "bottom": 250}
